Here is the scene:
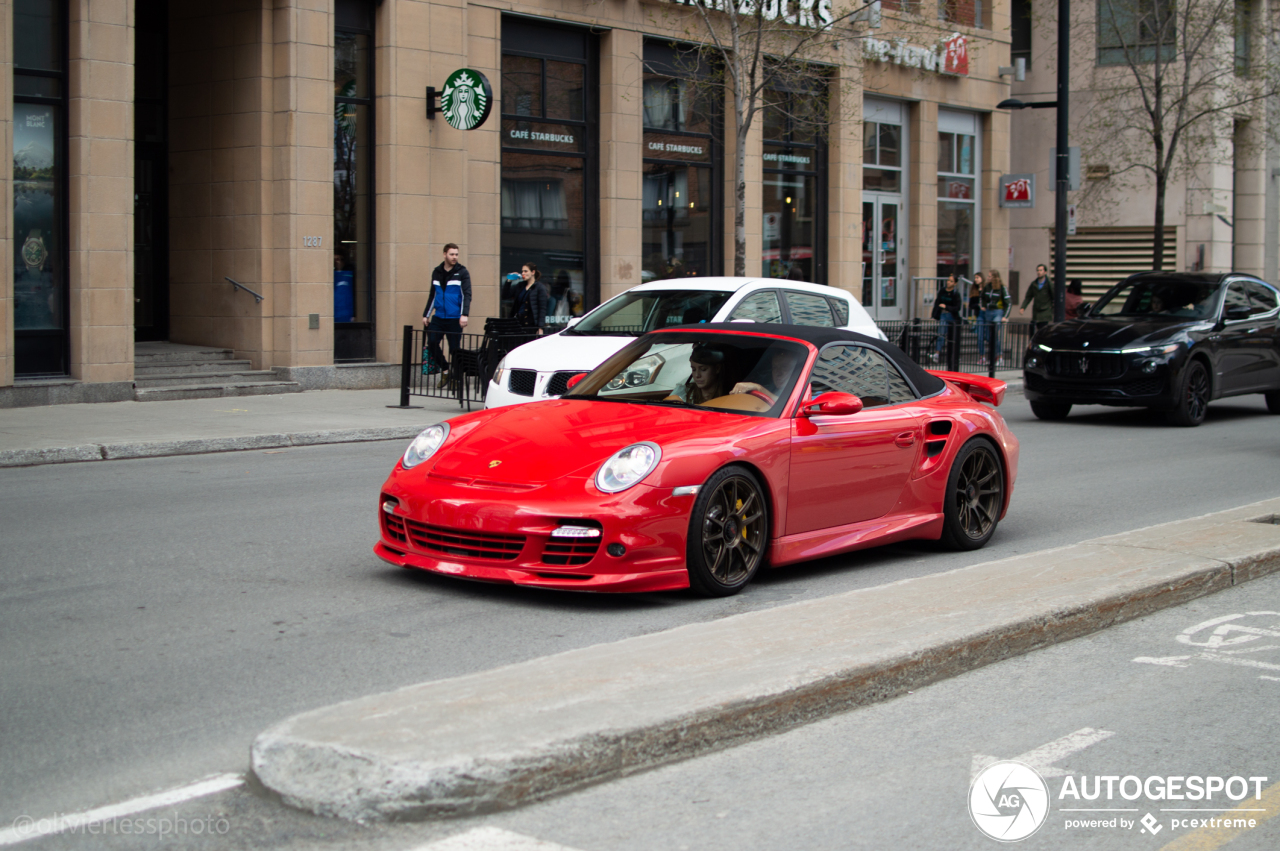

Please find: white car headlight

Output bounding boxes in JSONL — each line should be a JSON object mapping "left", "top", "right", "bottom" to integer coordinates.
{"left": 402, "top": 423, "right": 450, "bottom": 469}
{"left": 595, "top": 442, "right": 662, "bottom": 493}
{"left": 491, "top": 356, "right": 508, "bottom": 387}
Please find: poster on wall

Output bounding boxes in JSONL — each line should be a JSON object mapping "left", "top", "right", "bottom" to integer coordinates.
{"left": 13, "top": 103, "right": 60, "bottom": 331}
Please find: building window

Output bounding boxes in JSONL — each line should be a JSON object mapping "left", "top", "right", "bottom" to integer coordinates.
{"left": 763, "top": 88, "right": 827, "bottom": 284}
{"left": 1097, "top": 0, "right": 1176, "bottom": 66}
{"left": 501, "top": 19, "right": 598, "bottom": 322}
{"left": 642, "top": 42, "right": 721, "bottom": 282}
{"left": 1235, "top": 0, "right": 1252, "bottom": 75}
{"left": 1011, "top": 0, "right": 1032, "bottom": 62}
{"left": 334, "top": 0, "right": 374, "bottom": 361}
{"left": 936, "top": 114, "right": 979, "bottom": 281}
{"left": 940, "top": 0, "right": 983, "bottom": 29}
{"left": 13, "top": 0, "right": 68, "bottom": 375}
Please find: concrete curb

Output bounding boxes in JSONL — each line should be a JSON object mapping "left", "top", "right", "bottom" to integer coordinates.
{"left": 0, "top": 426, "right": 426, "bottom": 468}
{"left": 251, "top": 498, "right": 1280, "bottom": 822}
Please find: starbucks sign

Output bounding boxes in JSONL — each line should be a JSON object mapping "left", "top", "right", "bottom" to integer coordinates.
{"left": 439, "top": 69, "right": 492, "bottom": 131}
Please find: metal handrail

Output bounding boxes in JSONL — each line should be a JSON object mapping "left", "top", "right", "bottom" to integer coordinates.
{"left": 225, "top": 276, "right": 264, "bottom": 304}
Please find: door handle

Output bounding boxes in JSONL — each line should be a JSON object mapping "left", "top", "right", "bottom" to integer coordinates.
{"left": 895, "top": 431, "right": 916, "bottom": 448}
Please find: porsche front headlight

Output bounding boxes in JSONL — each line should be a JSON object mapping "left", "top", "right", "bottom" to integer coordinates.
{"left": 595, "top": 442, "right": 662, "bottom": 493}
{"left": 402, "top": 423, "right": 450, "bottom": 469}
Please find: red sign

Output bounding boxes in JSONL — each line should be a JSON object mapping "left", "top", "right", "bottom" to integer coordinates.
{"left": 1004, "top": 178, "right": 1031, "bottom": 203}
{"left": 943, "top": 34, "right": 969, "bottom": 76}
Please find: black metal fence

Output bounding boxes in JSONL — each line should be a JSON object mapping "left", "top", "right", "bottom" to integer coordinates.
{"left": 879, "top": 318, "right": 1033, "bottom": 377}
{"left": 395, "top": 319, "right": 536, "bottom": 411}
{"left": 396, "top": 317, "right": 1034, "bottom": 407}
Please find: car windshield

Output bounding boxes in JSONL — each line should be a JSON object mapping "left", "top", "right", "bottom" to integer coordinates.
{"left": 564, "top": 289, "right": 733, "bottom": 336}
{"left": 563, "top": 331, "right": 810, "bottom": 417}
{"left": 1093, "top": 278, "right": 1221, "bottom": 320}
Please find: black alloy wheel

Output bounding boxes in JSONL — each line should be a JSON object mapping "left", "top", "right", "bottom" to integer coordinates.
{"left": 941, "top": 439, "right": 1005, "bottom": 551}
{"left": 1167, "top": 360, "right": 1210, "bottom": 427}
{"left": 686, "top": 466, "right": 768, "bottom": 597}
{"left": 1029, "top": 400, "right": 1071, "bottom": 421}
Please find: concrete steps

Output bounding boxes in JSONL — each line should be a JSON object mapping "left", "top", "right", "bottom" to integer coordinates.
{"left": 133, "top": 342, "right": 301, "bottom": 401}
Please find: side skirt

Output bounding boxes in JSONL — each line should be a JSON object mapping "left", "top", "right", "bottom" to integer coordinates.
{"left": 768, "top": 512, "right": 945, "bottom": 568}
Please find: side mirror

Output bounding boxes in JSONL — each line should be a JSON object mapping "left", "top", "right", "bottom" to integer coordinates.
{"left": 1077, "top": 302, "right": 1092, "bottom": 318}
{"left": 800, "top": 391, "right": 863, "bottom": 417}
{"left": 565, "top": 372, "right": 589, "bottom": 391}
{"left": 565, "top": 316, "right": 583, "bottom": 328}
{"left": 1224, "top": 305, "right": 1251, "bottom": 321}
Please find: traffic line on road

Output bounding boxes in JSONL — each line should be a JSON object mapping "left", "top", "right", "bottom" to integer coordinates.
{"left": 408, "top": 827, "right": 584, "bottom": 851}
{"left": 1157, "top": 777, "right": 1280, "bottom": 851}
{"left": 0, "top": 773, "right": 244, "bottom": 846}
{"left": 970, "top": 727, "right": 1116, "bottom": 781}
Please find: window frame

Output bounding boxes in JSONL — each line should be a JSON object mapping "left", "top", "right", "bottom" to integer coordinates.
{"left": 13, "top": 0, "right": 70, "bottom": 376}
{"left": 809, "top": 342, "right": 918, "bottom": 408}
{"left": 1096, "top": 0, "right": 1177, "bottom": 66}
{"left": 334, "top": 1, "right": 376, "bottom": 361}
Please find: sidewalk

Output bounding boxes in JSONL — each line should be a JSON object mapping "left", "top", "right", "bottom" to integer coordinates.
{"left": 0, "top": 389, "right": 462, "bottom": 468}
{"left": 0, "top": 370, "right": 1025, "bottom": 469}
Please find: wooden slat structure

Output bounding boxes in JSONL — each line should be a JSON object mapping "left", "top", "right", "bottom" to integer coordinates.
{"left": 1048, "top": 227, "right": 1178, "bottom": 299}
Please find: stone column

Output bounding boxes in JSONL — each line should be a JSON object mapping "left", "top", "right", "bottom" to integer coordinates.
{"left": 1233, "top": 117, "right": 1265, "bottom": 277}
{"left": 827, "top": 65, "right": 862, "bottom": 300}
{"left": 599, "top": 27, "right": 642, "bottom": 301}
{"left": 982, "top": 109, "right": 1010, "bottom": 283}
{"left": 909, "top": 100, "right": 938, "bottom": 318}
{"left": 68, "top": 0, "right": 134, "bottom": 383}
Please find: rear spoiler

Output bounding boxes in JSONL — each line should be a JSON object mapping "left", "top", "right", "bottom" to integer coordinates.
{"left": 927, "top": 370, "right": 1007, "bottom": 407}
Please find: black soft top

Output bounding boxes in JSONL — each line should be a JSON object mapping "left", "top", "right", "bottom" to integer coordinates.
{"left": 652, "top": 322, "right": 947, "bottom": 398}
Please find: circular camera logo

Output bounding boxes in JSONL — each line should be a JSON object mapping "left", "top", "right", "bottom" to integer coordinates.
{"left": 969, "top": 761, "right": 1050, "bottom": 842}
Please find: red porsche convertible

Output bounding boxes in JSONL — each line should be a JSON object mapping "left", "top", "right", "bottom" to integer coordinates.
{"left": 377, "top": 324, "right": 1018, "bottom": 596}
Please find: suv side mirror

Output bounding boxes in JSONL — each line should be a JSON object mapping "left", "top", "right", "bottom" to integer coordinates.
{"left": 1224, "top": 305, "right": 1252, "bottom": 321}
{"left": 800, "top": 391, "right": 864, "bottom": 417}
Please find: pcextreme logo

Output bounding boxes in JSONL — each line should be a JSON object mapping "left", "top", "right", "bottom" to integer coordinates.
{"left": 969, "top": 761, "right": 1051, "bottom": 842}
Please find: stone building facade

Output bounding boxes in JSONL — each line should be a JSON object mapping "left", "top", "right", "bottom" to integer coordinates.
{"left": 1, "top": 0, "right": 1014, "bottom": 406}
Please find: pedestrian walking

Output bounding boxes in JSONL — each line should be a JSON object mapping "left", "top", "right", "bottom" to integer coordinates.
{"left": 422, "top": 243, "right": 472, "bottom": 375}
{"left": 512, "top": 262, "right": 550, "bottom": 335}
{"left": 933, "top": 274, "right": 963, "bottom": 362}
{"left": 1020, "top": 263, "right": 1055, "bottom": 334}
{"left": 977, "top": 270, "right": 1011, "bottom": 365}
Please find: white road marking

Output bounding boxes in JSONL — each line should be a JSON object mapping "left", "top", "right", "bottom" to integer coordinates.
{"left": 970, "top": 727, "right": 1116, "bottom": 781}
{"left": 408, "top": 827, "right": 585, "bottom": 851}
{"left": 1135, "top": 650, "right": 1280, "bottom": 672}
{"left": 0, "top": 774, "right": 243, "bottom": 847}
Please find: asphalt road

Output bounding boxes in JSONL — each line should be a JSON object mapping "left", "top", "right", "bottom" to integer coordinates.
{"left": 1, "top": 393, "right": 1277, "bottom": 842}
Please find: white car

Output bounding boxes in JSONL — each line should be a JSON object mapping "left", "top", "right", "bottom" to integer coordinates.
{"left": 485, "top": 277, "right": 885, "bottom": 408}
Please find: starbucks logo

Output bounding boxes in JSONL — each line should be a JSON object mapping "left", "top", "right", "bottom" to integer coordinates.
{"left": 440, "top": 69, "right": 492, "bottom": 131}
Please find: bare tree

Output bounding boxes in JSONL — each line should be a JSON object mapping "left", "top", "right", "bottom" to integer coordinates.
{"left": 1072, "top": 0, "right": 1280, "bottom": 268}
{"left": 655, "top": 0, "right": 879, "bottom": 276}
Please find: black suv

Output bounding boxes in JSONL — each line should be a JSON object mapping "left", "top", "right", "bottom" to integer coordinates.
{"left": 1023, "top": 272, "right": 1280, "bottom": 426}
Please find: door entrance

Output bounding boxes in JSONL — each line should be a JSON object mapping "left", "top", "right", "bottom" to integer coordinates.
{"left": 134, "top": 0, "right": 168, "bottom": 342}
{"left": 861, "top": 195, "right": 905, "bottom": 322}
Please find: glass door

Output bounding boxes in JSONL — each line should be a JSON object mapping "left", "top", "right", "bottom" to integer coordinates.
{"left": 860, "top": 196, "right": 904, "bottom": 321}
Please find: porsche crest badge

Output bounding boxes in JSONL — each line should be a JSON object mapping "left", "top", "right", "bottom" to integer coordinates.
{"left": 489, "top": 460, "right": 502, "bottom": 468}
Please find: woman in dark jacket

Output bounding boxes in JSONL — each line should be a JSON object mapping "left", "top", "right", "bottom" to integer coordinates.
{"left": 512, "top": 263, "right": 550, "bottom": 335}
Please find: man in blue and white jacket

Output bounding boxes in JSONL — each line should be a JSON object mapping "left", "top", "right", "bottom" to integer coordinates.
{"left": 422, "top": 243, "right": 472, "bottom": 374}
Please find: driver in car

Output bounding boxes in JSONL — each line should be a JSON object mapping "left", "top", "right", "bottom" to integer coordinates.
{"left": 730, "top": 349, "right": 802, "bottom": 405}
